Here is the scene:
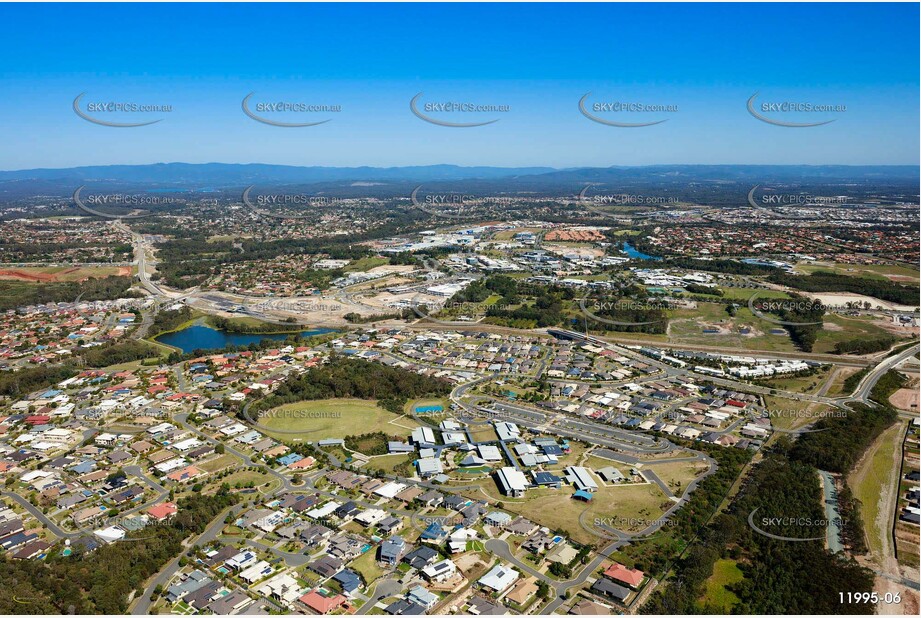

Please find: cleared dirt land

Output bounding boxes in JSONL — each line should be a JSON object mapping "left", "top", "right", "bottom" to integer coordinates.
{"left": 889, "top": 375, "right": 919, "bottom": 412}
{"left": 0, "top": 265, "right": 130, "bottom": 282}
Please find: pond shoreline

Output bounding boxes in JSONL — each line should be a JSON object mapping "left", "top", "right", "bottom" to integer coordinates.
{"left": 151, "top": 320, "right": 336, "bottom": 353}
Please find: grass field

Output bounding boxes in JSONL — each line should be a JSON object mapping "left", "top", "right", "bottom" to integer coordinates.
{"left": 794, "top": 261, "right": 920, "bottom": 284}
{"left": 609, "top": 229, "right": 643, "bottom": 237}
{"left": 848, "top": 422, "right": 903, "bottom": 564}
{"left": 544, "top": 441, "right": 590, "bottom": 470}
{"left": 364, "top": 453, "right": 414, "bottom": 475}
{"left": 760, "top": 368, "right": 829, "bottom": 395}
{"left": 350, "top": 548, "right": 386, "bottom": 584}
{"left": 646, "top": 459, "right": 711, "bottom": 495}
{"left": 344, "top": 257, "right": 390, "bottom": 273}
{"left": 587, "top": 293, "right": 901, "bottom": 355}
{"left": 584, "top": 455, "right": 623, "bottom": 473}
{"left": 260, "top": 398, "right": 420, "bottom": 441}
{"left": 142, "top": 337, "right": 183, "bottom": 357}
{"left": 716, "top": 287, "right": 790, "bottom": 301}
{"left": 666, "top": 302, "right": 801, "bottom": 352}
{"left": 219, "top": 469, "right": 274, "bottom": 490}
{"left": 467, "top": 426, "right": 499, "bottom": 443}
{"left": 199, "top": 454, "right": 240, "bottom": 473}
{"left": 812, "top": 313, "right": 901, "bottom": 354}
{"left": 497, "top": 481, "right": 672, "bottom": 544}
{"left": 825, "top": 366, "right": 863, "bottom": 397}
{"left": 699, "top": 558, "right": 743, "bottom": 612}
{"left": 761, "top": 396, "right": 834, "bottom": 433}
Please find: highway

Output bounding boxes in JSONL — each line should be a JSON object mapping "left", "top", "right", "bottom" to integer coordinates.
{"left": 109, "top": 222, "right": 897, "bottom": 370}
{"left": 848, "top": 344, "right": 920, "bottom": 406}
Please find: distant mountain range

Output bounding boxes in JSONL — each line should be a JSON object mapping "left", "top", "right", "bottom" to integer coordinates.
{"left": 0, "top": 163, "right": 917, "bottom": 185}
{"left": 0, "top": 163, "right": 560, "bottom": 185}
{"left": 0, "top": 163, "right": 917, "bottom": 202}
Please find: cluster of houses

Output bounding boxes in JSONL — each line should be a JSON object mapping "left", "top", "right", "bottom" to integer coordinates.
{"left": 540, "top": 362, "right": 766, "bottom": 451}
{"left": 0, "top": 303, "right": 121, "bottom": 369}
{"left": 389, "top": 330, "right": 547, "bottom": 376}
{"left": 899, "top": 467, "right": 920, "bottom": 526}
{"left": 644, "top": 346, "right": 821, "bottom": 380}
{"left": 149, "top": 463, "right": 568, "bottom": 615}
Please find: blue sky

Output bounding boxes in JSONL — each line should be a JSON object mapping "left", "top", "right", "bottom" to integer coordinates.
{"left": 0, "top": 2, "right": 917, "bottom": 169}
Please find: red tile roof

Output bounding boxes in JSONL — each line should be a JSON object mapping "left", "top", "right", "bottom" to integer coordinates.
{"left": 147, "top": 502, "right": 178, "bottom": 520}
{"left": 299, "top": 591, "right": 346, "bottom": 614}
{"left": 603, "top": 563, "right": 645, "bottom": 588}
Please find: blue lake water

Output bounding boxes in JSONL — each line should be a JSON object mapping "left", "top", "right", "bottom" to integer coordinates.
{"left": 622, "top": 241, "right": 663, "bottom": 261}
{"left": 156, "top": 323, "right": 335, "bottom": 353}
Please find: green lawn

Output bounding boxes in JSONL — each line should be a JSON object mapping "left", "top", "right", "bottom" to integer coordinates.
{"left": 849, "top": 422, "right": 903, "bottom": 562}
{"left": 794, "top": 261, "right": 920, "bottom": 284}
{"left": 812, "top": 313, "right": 902, "bottom": 354}
{"left": 716, "top": 287, "right": 790, "bottom": 301}
{"left": 199, "top": 454, "right": 240, "bottom": 473}
{"left": 761, "top": 394, "right": 835, "bottom": 432}
{"left": 365, "top": 453, "right": 414, "bottom": 475}
{"left": 760, "top": 368, "right": 830, "bottom": 395}
{"left": 699, "top": 559, "right": 744, "bottom": 612}
{"left": 497, "top": 481, "right": 673, "bottom": 544}
{"left": 351, "top": 549, "right": 387, "bottom": 585}
{"left": 260, "top": 398, "right": 420, "bottom": 440}
{"left": 218, "top": 470, "right": 273, "bottom": 489}
{"left": 344, "top": 257, "right": 390, "bottom": 273}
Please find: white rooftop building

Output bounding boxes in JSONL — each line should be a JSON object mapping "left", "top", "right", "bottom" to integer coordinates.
{"left": 478, "top": 564, "right": 520, "bottom": 592}
{"left": 495, "top": 467, "right": 529, "bottom": 498}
